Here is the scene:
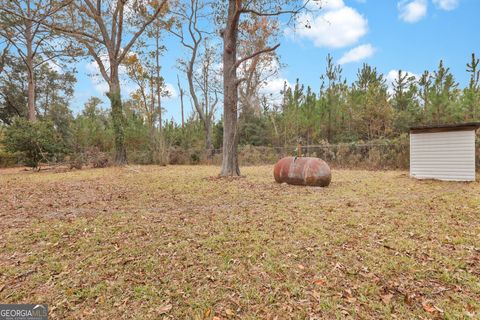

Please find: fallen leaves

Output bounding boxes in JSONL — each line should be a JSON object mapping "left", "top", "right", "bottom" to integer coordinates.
{"left": 0, "top": 166, "right": 479, "bottom": 319}
{"left": 422, "top": 301, "right": 444, "bottom": 314}
{"left": 204, "top": 308, "right": 211, "bottom": 318}
{"left": 158, "top": 304, "right": 172, "bottom": 315}
{"left": 381, "top": 293, "right": 393, "bottom": 305}
{"left": 312, "top": 279, "right": 325, "bottom": 286}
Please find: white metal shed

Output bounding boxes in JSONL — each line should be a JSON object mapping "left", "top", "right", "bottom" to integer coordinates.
{"left": 410, "top": 123, "right": 480, "bottom": 181}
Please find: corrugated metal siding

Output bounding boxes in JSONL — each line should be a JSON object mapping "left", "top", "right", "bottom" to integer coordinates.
{"left": 410, "top": 130, "right": 476, "bottom": 181}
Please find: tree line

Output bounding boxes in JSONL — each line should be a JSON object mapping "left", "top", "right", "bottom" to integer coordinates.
{"left": 0, "top": 0, "right": 479, "bottom": 173}
{"left": 260, "top": 54, "right": 480, "bottom": 146}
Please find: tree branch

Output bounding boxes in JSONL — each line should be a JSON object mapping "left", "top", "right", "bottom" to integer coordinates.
{"left": 114, "top": 2, "right": 124, "bottom": 59}
{"left": 83, "top": 42, "right": 110, "bottom": 84}
{"left": 0, "top": 44, "right": 10, "bottom": 74}
{"left": 118, "top": 0, "right": 169, "bottom": 62}
{"left": 0, "top": 6, "right": 106, "bottom": 45}
{"left": 240, "top": 0, "right": 310, "bottom": 17}
{"left": 235, "top": 43, "right": 280, "bottom": 69}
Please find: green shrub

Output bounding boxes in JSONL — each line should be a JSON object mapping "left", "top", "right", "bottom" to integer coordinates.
{"left": 0, "top": 129, "right": 17, "bottom": 167}
{"left": 190, "top": 150, "right": 201, "bottom": 164}
{"left": 0, "top": 149, "right": 17, "bottom": 167}
{"left": 2, "top": 118, "right": 67, "bottom": 168}
{"left": 72, "top": 114, "right": 114, "bottom": 153}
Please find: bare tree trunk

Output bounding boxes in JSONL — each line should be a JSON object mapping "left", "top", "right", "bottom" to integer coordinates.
{"left": 220, "top": 0, "right": 240, "bottom": 176}
{"left": 177, "top": 75, "right": 185, "bottom": 128}
{"left": 27, "top": 66, "right": 36, "bottom": 121}
{"left": 205, "top": 118, "right": 213, "bottom": 159}
{"left": 185, "top": 40, "right": 216, "bottom": 159}
{"left": 108, "top": 70, "right": 127, "bottom": 164}
{"left": 327, "top": 108, "right": 331, "bottom": 142}
{"left": 155, "top": 25, "right": 163, "bottom": 131}
{"left": 44, "top": 85, "right": 49, "bottom": 117}
{"left": 25, "top": 7, "right": 36, "bottom": 122}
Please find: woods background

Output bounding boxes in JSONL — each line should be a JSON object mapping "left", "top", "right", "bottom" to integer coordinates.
{"left": 0, "top": 0, "right": 479, "bottom": 171}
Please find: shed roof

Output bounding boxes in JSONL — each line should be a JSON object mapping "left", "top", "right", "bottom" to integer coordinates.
{"left": 410, "top": 122, "right": 480, "bottom": 134}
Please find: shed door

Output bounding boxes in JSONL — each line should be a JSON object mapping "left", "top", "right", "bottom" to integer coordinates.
{"left": 410, "top": 130, "right": 476, "bottom": 181}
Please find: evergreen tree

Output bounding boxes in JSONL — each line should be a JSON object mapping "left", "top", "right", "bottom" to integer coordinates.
{"left": 429, "top": 60, "right": 459, "bottom": 123}
{"left": 391, "top": 70, "right": 421, "bottom": 133}
{"left": 462, "top": 53, "right": 480, "bottom": 121}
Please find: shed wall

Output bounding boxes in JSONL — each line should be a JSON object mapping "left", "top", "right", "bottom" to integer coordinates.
{"left": 410, "top": 130, "right": 476, "bottom": 181}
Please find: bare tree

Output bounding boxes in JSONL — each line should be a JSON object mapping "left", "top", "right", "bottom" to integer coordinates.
{"left": 177, "top": 74, "right": 185, "bottom": 128}
{"left": 146, "top": 17, "right": 169, "bottom": 131}
{"left": 40, "top": 0, "right": 169, "bottom": 164}
{"left": 124, "top": 52, "right": 170, "bottom": 128}
{"left": 237, "top": 16, "right": 281, "bottom": 115}
{"left": 0, "top": 0, "right": 76, "bottom": 121}
{"left": 170, "top": 0, "right": 220, "bottom": 157}
{"left": 124, "top": 54, "right": 156, "bottom": 127}
{"left": 155, "top": 22, "right": 164, "bottom": 132}
{"left": 193, "top": 39, "right": 221, "bottom": 157}
{"left": 218, "top": 0, "right": 309, "bottom": 176}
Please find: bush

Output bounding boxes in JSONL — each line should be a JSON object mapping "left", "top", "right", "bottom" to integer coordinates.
{"left": 0, "top": 149, "right": 17, "bottom": 167}
{"left": 167, "top": 147, "right": 204, "bottom": 165}
{"left": 190, "top": 150, "right": 201, "bottom": 164}
{"left": 168, "top": 147, "right": 188, "bottom": 165}
{"left": 68, "top": 153, "right": 84, "bottom": 170}
{"left": 0, "top": 128, "right": 17, "bottom": 167}
{"left": 82, "top": 147, "right": 111, "bottom": 168}
{"left": 2, "top": 118, "right": 66, "bottom": 168}
{"left": 239, "top": 145, "right": 278, "bottom": 165}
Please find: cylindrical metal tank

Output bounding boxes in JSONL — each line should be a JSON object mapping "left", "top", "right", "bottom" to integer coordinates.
{"left": 273, "top": 157, "right": 331, "bottom": 187}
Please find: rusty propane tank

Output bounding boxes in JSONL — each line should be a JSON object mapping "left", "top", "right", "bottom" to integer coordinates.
{"left": 273, "top": 157, "right": 331, "bottom": 187}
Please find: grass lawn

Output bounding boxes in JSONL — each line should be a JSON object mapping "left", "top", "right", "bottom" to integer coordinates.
{"left": 0, "top": 165, "right": 479, "bottom": 319}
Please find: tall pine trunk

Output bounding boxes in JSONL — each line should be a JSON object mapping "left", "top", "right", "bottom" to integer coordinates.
{"left": 108, "top": 70, "right": 127, "bottom": 164}
{"left": 220, "top": 0, "right": 240, "bottom": 176}
{"left": 27, "top": 65, "right": 36, "bottom": 121}
{"left": 26, "top": 12, "right": 36, "bottom": 122}
{"left": 155, "top": 25, "right": 163, "bottom": 131}
{"left": 205, "top": 119, "right": 213, "bottom": 160}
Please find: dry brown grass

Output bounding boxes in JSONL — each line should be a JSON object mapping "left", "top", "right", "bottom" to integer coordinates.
{"left": 0, "top": 165, "right": 479, "bottom": 319}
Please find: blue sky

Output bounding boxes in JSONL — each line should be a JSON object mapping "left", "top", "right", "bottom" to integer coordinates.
{"left": 72, "top": 0, "right": 480, "bottom": 122}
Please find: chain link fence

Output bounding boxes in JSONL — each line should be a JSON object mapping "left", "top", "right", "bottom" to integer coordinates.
{"left": 168, "top": 137, "right": 480, "bottom": 171}
{"left": 3, "top": 138, "right": 479, "bottom": 171}
{"left": 168, "top": 140, "right": 411, "bottom": 170}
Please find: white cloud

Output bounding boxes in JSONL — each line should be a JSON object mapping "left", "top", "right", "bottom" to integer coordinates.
{"left": 386, "top": 69, "right": 419, "bottom": 83}
{"left": 85, "top": 60, "right": 110, "bottom": 94}
{"left": 338, "top": 44, "right": 375, "bottom": 64}
{"left": 163, "top": 83, "right": 178, "bottom": 100}
{"left": 288, "top": 1, "right": 368, "bottom": 48}
{"left": 432, "top": 0, "right": 459, "bottom": 10}
{"left": 304, "top": 0, "right": 343, "bottom": 11}
{"left": 261, "top": 78, "right": 290, "bottom": 95}
{"left": 320, "top": 0, "right": 345, "bottom": 10}
{"left": 259, "top": 78, "right": 291, "bottom": 106}
{"left": 386, "top": 69, "right": 419, "bottom": 94}
{"left": 85, "top": 55, "right": 155, "bottom": 98}
{"left": 398, "top": 0, "right": 428, "bottom": 23}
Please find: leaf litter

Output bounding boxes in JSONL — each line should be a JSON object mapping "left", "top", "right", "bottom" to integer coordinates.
{"left": 0, "top": 165, "right": 479, "bottom": 319}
